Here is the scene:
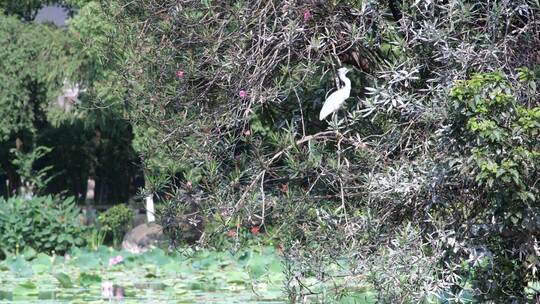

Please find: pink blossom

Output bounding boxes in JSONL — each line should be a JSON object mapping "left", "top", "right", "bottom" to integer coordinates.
{"left": 251, "top": 226, "right": 261, "bottom": 234}
{"left": 108, "top": 255, "right": 124, "bottom": 267}
{"left": 175, "top": 70, "right": 185, "bottom": 78}
{"left": 303, "top": 10, "right": 311, "bottom": 22}
{"left": 186, "top": 181, "right": 192, "bottom": 189}
{"left": 227, "top": 229, "right": 237, "bottom": 237}
{"left": 244, "top": 129, "right": 251, "bottom": 136}
{"left": 239, "top": 90, "right": 247, "bottom": 98}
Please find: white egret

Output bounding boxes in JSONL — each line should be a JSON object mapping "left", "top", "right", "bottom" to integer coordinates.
{"left": 319, "top": 67, "right": 351, "bottom": 121}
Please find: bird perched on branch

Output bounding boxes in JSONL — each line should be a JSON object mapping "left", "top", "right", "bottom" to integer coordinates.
{"left": 319, "top": 67, "right": 351, "bottom": 120}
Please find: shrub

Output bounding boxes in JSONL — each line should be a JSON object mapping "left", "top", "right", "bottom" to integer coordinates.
{"left": 98, "top": 204, "right": 133, "bottom": 247}
{"left": 10, "top": 145, "right": 54, "bottom": 196}
{"left": 96, "top": 0, "right": 539, "bottom": 301}
{"left": 0, "top": 195, "right": 86, "bottom": 257}
{"left": 445, "top": 70, "right": 539, "bottom": 300}
{"left": 449, "top": 71, "right": 538, "bottom": 201}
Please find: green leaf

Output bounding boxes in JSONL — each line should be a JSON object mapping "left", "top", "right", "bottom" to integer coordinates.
{"left": 31, "top": 253, "right": 53, "bottom": 273}
{"left": 8, "top": 256, "right": 34, "bottom": 277}
{"left": 78, "top": 273, "right": 102, "bottom": 287}
{"left": 13, "top": 281, "right": 38, "bottom": 297}
{"left": 73, "top": 252, "right": 101, "bottom": 269}
{"left": 17, "top": 281, "right": 37, "bottom": 290}
{"left": 226, "top": 271, "right": 249, "bottom": 284}
{"left": 246, "top": 254, "right": 267, "bottom": 279}
{"left": 54, "top": 272, "right": 74, "bottom": 288}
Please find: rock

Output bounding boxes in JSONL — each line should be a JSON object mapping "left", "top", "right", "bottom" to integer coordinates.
{"left": 132, "top": 211, "right": 147, "bottom": 227}
{"left": 121, "top": 223, "right": 165, "bottom": 254}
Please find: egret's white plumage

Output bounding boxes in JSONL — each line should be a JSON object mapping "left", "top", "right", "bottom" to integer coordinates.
{"left": 319, "top": 67, "right": 351, "bottom": 120}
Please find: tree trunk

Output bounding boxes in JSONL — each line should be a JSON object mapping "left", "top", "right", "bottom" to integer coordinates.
{"left": 14, "top": 136, "right": 27, "bottom": 196}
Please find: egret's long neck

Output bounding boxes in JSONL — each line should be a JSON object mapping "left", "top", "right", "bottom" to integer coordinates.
{"left": 339, "top": 73, "right": 351, "bottom": 93}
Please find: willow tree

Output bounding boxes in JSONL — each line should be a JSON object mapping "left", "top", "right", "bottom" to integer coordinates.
{"left": 101, "top": 0, "right": 539, "bottom": 301}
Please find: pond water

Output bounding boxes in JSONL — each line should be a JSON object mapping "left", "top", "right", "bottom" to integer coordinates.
{"left": 0, "top": 246, "right": 289, "bottom": 303}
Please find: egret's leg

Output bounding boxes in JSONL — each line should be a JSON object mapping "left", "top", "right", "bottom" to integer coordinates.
{"left": 332, "top": 112, "right": 338, "bottom": 127}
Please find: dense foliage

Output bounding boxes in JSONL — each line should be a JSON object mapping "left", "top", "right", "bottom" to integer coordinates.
{"left": 0, "top": 196, "right": 86, "bottom": 256}
{"left": 0, "top": 14, "right": 75, "bottom": 141}
{"left": 444, "top": 70, "right": 539, "bottom": 300}
{"left": 99, "top": 0, "right": 539, "bottom": 302}
{"left": 0, "top": 0, "right": 538, "bottom": 302}
{"left": 98, "top": 203, "right": 133, "bottom": 246}
{"left": 0, "top": 7, "right": 138, "bottom": 202}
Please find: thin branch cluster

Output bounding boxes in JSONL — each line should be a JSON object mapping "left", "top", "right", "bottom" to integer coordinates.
{"left": 103, "top": 0, "right": 539, "bottom": 301}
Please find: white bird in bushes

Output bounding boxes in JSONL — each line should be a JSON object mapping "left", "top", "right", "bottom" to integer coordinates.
{"left": 319, "top": 67, "right": 352, "bottom": 120}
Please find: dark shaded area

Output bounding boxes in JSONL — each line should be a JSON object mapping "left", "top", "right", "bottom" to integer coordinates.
{"left": 388, "top": 0, "right": 402, "bottom": 21}
{"left": 0, "top": 119, "right": 141, "bottom": 205}
{"left": 35, "top": 119, "right": 141, "bottom": 204}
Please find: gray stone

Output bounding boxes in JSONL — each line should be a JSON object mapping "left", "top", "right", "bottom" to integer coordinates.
{"left": 132, "top": 212, "right": 147, "bottom": 227}
{"left": 121, "top": 223, "right": 164, "bottom": 254}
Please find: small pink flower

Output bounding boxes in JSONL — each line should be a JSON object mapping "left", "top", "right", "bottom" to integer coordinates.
{"left": 108, "top": 255, "right": 124, "bottom": 267}
{"left": 239, "top": 90, "right": 247, "bottom": 98}
{"left": 186, "top": 181, "right": 192, "bottom": 189}
{"left": 244, "top": 129, "right": 251, "bottom": 136}
{"left": 303, "top": 10, "right": 311, "bottom": 22}
{"left": 251, "top": 226, "right": 261, "bottom": 234}
{"left": 227, "top": 229, "right": 237, "bottom": 237}
{"left": 175, "top": 70, "right": 185, "bottom": 78}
